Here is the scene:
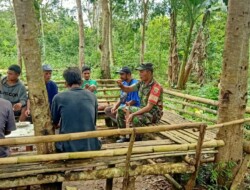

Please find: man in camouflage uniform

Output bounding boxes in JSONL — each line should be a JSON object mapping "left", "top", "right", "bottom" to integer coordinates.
{"left": 116, "top": 63, "right": 163, "bottom": 142}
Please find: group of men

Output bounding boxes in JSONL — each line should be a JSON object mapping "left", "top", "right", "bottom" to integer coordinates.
{"left": 0, "top": 64, "right": 59, "bottom": 157}
{"left": 0, "top": 62, "right": 163, "bottom": 157}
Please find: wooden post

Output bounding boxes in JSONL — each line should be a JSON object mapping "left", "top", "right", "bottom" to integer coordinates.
{"left": 185, "top": 124, "right": 207, "bottom": 190}
{"left": 106, "top": 164, "right": 115, "bottom": 190}
{"left": 122, "top": 128, "right": 136, "bottom": 190}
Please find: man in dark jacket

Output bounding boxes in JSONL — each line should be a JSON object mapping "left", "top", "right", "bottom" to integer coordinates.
{"left": 51, "top": 67, "right": 101, "bottom": 152}
{"left": 0, "top": 65, "right": 27, "bottom": 121}
{"left": 0, "top": 98, "right": 16, "bottom": 157}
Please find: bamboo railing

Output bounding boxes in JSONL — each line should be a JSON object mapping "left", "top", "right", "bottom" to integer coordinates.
{"left": 1, "top": 123, "right": 203, "bottom": 146}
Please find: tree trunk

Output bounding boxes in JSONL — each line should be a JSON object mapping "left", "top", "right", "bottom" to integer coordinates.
{"left": 140, "top": 0, "right": 149, "bottom": 64}
{"left": 177, "top": 20, "right": 195, "bottom": 89}
{"left": 12, "top": 0, "right": 58, "bottom": 189}
{"left": 182, "top": 10, "right": 210, "bottom": 86}
{"left": 39, "top": 2, "right": 46, "bottom": 63}
{"left": 215, "top": 0, "right": 250, "bottom": 187}
{"left": 76, "top": 0, "right": 85, "bottom": 69}
{"left": 168, "top": 5, "right": 179, "bottom": 88}
{"left": 100, "top": 0, "right": 111, "bottom": 79}
{"left": 11, "top": 0, "right": 22, "bottom": 69}
{"left": 109, "top": 0, "right": 115, "bottom": 66}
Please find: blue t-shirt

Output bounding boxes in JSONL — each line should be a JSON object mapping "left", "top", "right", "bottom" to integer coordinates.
{"left": 46, "top": 81, "right": 58, "bottom": 108}
{"left": 120, "top": 79, "right": 140, "bottom": 107}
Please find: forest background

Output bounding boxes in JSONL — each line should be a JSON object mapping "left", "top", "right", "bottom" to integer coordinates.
{"left": 0, "top": 0, "right": 229, "bottom": 101}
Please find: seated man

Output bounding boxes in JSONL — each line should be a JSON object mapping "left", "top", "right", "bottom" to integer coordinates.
{"left": 81, "top": 65, "right": 109, "bottom": 111}
{"left": 25, "top": 64, "right": 58, "bottom": 116}
{"left": 81, "top": 66, "right": 97, "bottom": 94}
{"left": 0, "top": 98, "right": 16, "bottom": 157}
{"left": 0, "top": 65, "right": 27, "bottom": 121}
{"left": 104, "top": 66, "right": 140, "bottom": 121}
{"left": 51, "top": 67, "right": 101, "bottom": 152}
{"left": 116, "top": 63, "right": 163, "bottom": 142}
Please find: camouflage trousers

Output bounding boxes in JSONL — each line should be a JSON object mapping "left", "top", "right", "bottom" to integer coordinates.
{"left": 116, "top": 106, "right": 155, "bottom": 128}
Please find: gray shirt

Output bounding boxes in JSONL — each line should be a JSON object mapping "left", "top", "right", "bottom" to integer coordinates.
{"left": 0, "top": 76, "right": 27, "bottom": 106}
{"left": 51, "top": 87, "right": 101, "bottom": 152}
{"left": 0, "top": 98, "right": 16, "bottom": 157}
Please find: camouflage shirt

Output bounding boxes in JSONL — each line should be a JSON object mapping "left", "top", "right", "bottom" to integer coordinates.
{"left": 132, "top": 79, "right": 163, "bottom": 121}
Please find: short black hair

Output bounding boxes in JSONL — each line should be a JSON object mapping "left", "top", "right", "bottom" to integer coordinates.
{"left": 8, "top": 64, "right": 21, "bottom": 74}
{"left": 63, "top": 67, "right": 82, "bottom": 86}
{"left": 82, "top": 66, "right": 91, "bottom": 73}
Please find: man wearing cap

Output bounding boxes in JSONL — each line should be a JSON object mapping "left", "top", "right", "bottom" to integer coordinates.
{"left": 25, "top": 64, "right": 58, "bottom": 116}
{"left": 104, "top": 66, "right": 140, "bottom": 123}
{"left": 0, "top": 64, "right": 27, "bottom": 121}
{"left": 81, "top": 66, "right": 97, "bottom": 94}
{"left": 116, "top": 63, "right": 163, "bottom": 142}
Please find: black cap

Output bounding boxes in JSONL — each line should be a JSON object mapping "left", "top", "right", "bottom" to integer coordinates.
{"left": 82, "top": 66, "right": 91, "bottom": 72}
{"left": 116, "top": 66, "right": 131, "bottom": 74}
{"left": 8, "top": 64, "right": 21, "bottom": 74}
{"left": 135, "top": 63, "right": 153, "bottom": 71}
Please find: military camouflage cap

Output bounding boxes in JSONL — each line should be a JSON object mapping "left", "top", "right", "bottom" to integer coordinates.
{"left": 135, "top": 63, "right": 153, "bottom": 71}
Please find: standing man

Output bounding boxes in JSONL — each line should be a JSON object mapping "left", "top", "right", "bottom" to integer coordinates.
{"left": 51, "top": 67, "right": 101, "bottom": 152}
{"left": 104, "top": 66, "right": 140, "bottom": 120}
{"left": 81, "top": 66, "right": 97, "bottom": 94}
{"left": 116, "top": 63, "right": 163, "bottom": 142}
{"left": 0, "top": 65, "right": 27, "bottom": 121}
{"left": 25, "top": 64, "right": 58, "bottom": 116}
{"left": 0, "top": 98, "right": 16, "bottom": 157}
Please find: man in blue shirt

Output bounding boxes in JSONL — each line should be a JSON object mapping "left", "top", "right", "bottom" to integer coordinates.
{"left": 25, "top": 64, "right": 58, "bottom": 116}
{"left": 42, "top": 64, "right": 58, "bottom": 108}
{"left": 104, "top": 66, "right": 140, "bottom": 122}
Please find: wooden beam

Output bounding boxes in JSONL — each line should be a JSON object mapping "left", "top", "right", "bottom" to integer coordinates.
{"left": 0, "top": 162, "right": 195, "bottom": 188}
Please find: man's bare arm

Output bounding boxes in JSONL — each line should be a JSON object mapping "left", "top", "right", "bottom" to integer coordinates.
{"left": 117, "top": 80, "right": 134, "bottom": 93}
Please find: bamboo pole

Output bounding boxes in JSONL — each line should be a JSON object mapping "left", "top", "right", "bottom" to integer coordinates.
{"left": 97, "top": 95, "right": 120, "bottom": 99}
{"left": 0, "top": 140, "right": 224, "bottom": 165}
{"left": 164, "top": 105, "right": 217, "bottom": 123}
{"left": 164, "top": 97, "right": 217, "bottom": 115}
{"left": 98, "top": 88, "right": 120, "bottom": 92}
{"left": 0, "top": 162, "right": 195, "bottom": 188}
{"left": 207, "top": 118, "right": 250, "bottom": 130}
{"left": 231, "top": 154, "right": 250, "bottom": 190}
{"left": 185, "top": 124, "right": 207, "bottom": 190}
{"left": 122, "top": 128, "right": 136, "bottom": 190}
{"left": 147, "top": 159, "right": 182, "bottom": 189}
{"left": 1, "top": 123, "right": 204, "bottom": 146}
{"left": 164, "top": 89, "right": 219, "bottom": 106}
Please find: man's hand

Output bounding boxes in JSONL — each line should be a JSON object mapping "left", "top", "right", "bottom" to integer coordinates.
{"left": 24, "top": 109, "right": 30, "bottom": 117}
{"left": 13, "top": 103, "right": 22, "bottom": 111}
{"left": 111, "top": 107, "right": 117, "bottom": 114}
{"left": 126, "top": 113, "right": 134, "bottom": 123}
{"left": 87, "top": 85, "right": 96, "bottom": 92}
{"left": 117, "top": 80, "right": 123, "bottom": 88}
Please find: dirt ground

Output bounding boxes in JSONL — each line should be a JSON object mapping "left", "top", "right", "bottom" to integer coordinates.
{"left": 63, "top": 175, "right": 173, "bottom": 190}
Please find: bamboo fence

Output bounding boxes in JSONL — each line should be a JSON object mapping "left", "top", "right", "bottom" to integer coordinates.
{"left": 0, "top": 140, "right": 225, "bottom": 165}
{"left": 1, "top": 123, "right": 204, "bottom": 146}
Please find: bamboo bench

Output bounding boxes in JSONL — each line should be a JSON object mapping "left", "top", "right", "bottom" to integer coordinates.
{"left": 0, "top": 122, "right": 225, "bottom": 189}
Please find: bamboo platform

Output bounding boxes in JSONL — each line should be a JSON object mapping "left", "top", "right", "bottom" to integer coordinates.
{"left": 154, "top": 110, "right": 217, "bottom": 144}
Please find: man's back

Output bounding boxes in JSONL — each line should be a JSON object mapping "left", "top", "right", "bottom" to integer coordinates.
{"left": 0, "top": 98, "right": 16, "bottom": 157}
{"left": 51, "top": 87, "right": 100, "bottom": 152}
